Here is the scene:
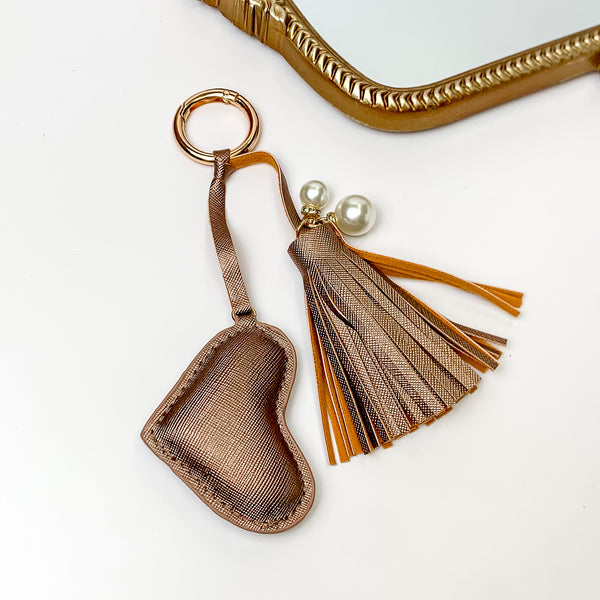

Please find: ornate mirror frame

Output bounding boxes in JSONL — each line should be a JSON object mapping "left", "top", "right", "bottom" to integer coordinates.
{"left": 201, "top": 0, "right": 600, "bottom": 131}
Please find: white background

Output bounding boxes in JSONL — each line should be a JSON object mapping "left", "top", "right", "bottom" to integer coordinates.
{"left": 1, "top": 1, "right": 599, "bottom": 599}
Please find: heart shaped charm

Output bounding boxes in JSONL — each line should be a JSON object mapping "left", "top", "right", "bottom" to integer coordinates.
{"left": 142, "top": 317, "right": 314, "bottom": 533}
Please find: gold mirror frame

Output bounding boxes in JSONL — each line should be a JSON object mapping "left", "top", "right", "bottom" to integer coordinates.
{"left": 201, "top": 0, "right": 600, "bottom": 131}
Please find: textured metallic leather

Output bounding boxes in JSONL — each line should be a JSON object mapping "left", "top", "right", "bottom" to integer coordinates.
{"left": 289, "top": 222, "right": 499, "bottom": 459}
{"left": 141, "top": 151, "right": 314, "bottom": 533}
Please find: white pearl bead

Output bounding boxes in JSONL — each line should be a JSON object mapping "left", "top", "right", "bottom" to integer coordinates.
{"left": 334, "top": 195, "right": 376, "bottom": 236}
{"left": 300, "top": 180, "right": 330, "bottom": 209}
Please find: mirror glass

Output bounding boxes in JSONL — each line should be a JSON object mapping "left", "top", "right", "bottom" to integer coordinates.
{"left": 295, "top": 0, "right": 600, "bottom": 87}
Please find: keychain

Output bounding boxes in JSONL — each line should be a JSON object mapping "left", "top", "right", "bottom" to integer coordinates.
{"left": 141, "top": 89, "right": 522, "bottom": 533}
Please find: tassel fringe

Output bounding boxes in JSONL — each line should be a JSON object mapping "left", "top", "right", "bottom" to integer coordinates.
{"left": 289, "top": 223, "right": 522, "bottom": 465}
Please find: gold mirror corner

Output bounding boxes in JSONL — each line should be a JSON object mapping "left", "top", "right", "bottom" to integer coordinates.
{"left": 201, "top": 0, "right": 600, "bottom": 131}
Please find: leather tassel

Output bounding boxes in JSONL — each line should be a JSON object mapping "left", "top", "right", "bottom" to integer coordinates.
{"left": 288, "top": 221, "right": 522, "bottom": 465}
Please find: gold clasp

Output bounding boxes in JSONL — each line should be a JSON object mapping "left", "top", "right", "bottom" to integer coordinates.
{"left": 295, "top": 208, "right": 337, "bottom": 237}
{"left": 173, "top": 89, "right": 260, "bottom": 165}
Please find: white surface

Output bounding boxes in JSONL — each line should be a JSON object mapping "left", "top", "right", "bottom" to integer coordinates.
{"left": 1, "top": 2, "right": 599, "bottom": 599}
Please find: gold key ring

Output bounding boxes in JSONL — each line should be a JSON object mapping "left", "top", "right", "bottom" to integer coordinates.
{"left": 173, "top": 89, "right": 260, "bottom": 165}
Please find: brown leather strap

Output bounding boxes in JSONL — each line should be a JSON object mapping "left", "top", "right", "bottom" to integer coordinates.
{"left": 208, "top": 149, "right": 301, "bottom": 322}
{"left": 229, "top": 151, "right": 301, "bottom": 230}
{"left": 209, "top": 149, "right": 253, "bottom": 320}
